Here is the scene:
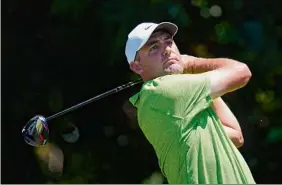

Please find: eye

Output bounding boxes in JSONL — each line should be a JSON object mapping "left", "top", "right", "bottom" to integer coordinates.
{"left": 149, "top": 44, "right": 159, "bottom": 52}
{"left": 166, "top": 39, "right": 173, "bottom": 46}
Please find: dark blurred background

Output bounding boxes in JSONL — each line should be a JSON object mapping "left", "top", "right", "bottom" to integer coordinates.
{"left": 2, "top": 0, "right": 282, "bottom": 183}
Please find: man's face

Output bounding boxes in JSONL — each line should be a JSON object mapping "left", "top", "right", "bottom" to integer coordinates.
{"left": 132, "top": 30, "right": 184, "bottom": 80}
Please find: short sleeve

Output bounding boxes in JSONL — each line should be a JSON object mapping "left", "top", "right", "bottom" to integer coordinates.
{"left": 146, "top": 74, "right": 213, "bottom": 119}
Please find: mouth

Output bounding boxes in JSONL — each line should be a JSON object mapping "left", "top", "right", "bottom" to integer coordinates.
{"left": 163, "top": 58, "right": 178, "bottom": 67}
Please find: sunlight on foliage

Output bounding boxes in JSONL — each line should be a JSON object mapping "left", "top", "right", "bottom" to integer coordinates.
{"left": 34, "top": 143, "right": 64, "bottom": 177}
{"left": 191, "top": 0, "right": 209, "bottom": 8}
{"left": 256, "top": 90, "right": 281, "bottom": 113}
{"left": 168, "top": 4, "right": 190, "bottom": 25}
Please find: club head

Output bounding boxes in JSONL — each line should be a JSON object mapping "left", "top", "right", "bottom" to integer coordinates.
{"left": 22, "top": 115, "right": 49, "bottom": 147}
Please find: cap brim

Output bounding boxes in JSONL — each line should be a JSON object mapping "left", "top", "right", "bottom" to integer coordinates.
{"left": 131, "top": 22, "right": 178, "bottom": 62}
{"left": 154, "top": 22, "right": 178, "bottom": 37}
{"left": 136, "top": 22, "right": 178, "bottom": 51}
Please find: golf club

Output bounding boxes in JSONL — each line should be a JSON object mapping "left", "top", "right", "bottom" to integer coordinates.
{"left": 22, "top": 79, "right": 143, "bottom": 147}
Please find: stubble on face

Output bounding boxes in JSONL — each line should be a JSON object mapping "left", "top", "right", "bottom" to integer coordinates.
{"left": 136, "top": 30, "right": 185, "bottom": 79}
{"left": 162, "top": 42, "right": 184, "bottom": 75}
{"left": 164, "top": 63, "right": 184, "bottom": 75}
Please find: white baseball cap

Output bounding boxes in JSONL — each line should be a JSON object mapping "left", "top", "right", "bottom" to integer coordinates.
{"left": 125, "top": 22, "right": 178, "bottom": 64}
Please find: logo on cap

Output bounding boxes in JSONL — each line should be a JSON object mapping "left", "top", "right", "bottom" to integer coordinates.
{"left": 144, "top": 25, "right": 152, "bottom": 30}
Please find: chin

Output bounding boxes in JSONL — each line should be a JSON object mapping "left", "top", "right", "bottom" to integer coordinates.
{"left": 164, "top": 64, "right": 183, "bottom": 75}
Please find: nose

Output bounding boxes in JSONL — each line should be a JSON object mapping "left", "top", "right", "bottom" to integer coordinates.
{"left": 163, "top": 45, "right": 172, "bottom": 57}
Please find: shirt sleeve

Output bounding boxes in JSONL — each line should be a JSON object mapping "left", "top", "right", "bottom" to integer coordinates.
{"left": 146, "top": 74, "right": 214, "bottom": 118}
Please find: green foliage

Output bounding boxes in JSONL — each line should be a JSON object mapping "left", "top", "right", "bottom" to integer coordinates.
{"left": 51, "top": 0, "right": 89, "bottom": 18}
{"left": 214, "top": 22, "right": 239, "bottom": 44}
{"left": 267, "top": 127, "right": 282, "bottom": 143}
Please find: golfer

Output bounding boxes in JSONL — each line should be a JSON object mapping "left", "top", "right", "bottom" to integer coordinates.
{"left": 125, "top": 22, "right": 256, "bottom": 184}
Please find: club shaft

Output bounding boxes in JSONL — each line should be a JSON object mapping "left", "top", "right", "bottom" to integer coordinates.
{"left": 45, "top": 79, "right": 142, "bottom": 121}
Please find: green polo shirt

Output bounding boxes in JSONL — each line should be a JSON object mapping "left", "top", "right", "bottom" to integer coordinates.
{"left": 130, "top": 74, "right": 255, "bottom": 184}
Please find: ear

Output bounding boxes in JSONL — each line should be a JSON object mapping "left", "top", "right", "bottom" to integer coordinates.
{"left": 129, "top": 61, "right": 143, "bottom": 75}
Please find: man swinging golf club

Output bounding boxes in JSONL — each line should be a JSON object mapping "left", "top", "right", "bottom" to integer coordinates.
{"left": 125, "top": 22, "right": 255, "bottom": 184}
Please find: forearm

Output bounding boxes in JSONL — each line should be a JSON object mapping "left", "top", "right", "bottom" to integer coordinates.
{"left": 183, "top": 54, "right": 251, "bottom": 99}
{"left": 223, "top": 125, "right": 244, "bottom": 148}
{"left": 212, "top": 98, "right": 241, "bottom": 131}
{"left": 182, "top": 55, "right": 246, "bottom": 148}
{"left": 212, "top": 97, "right": 244, "bottom": 148}
{"left": 183, "top": 55, "right": 244, "bottom": 74}
{"left": 183, "top": 55, "right": 247, "bottom": 127}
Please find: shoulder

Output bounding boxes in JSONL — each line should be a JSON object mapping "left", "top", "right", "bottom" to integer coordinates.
{"left": 139, "top": 75, "right": 181, "bottom": 96}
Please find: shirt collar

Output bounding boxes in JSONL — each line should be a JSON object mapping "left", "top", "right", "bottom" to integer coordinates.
{"left": 129, "top": 93, "right": 140, "bottom": 108}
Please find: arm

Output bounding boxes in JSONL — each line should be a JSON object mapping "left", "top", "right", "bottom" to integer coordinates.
{"left": 212, "top": 97, "right": 244, "bottom": 148}
{"left": 182, "top": 55, "right": 250, "bottom": 147}
{"left": 182, "top": 55, "right": 252, "bottom": 99}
